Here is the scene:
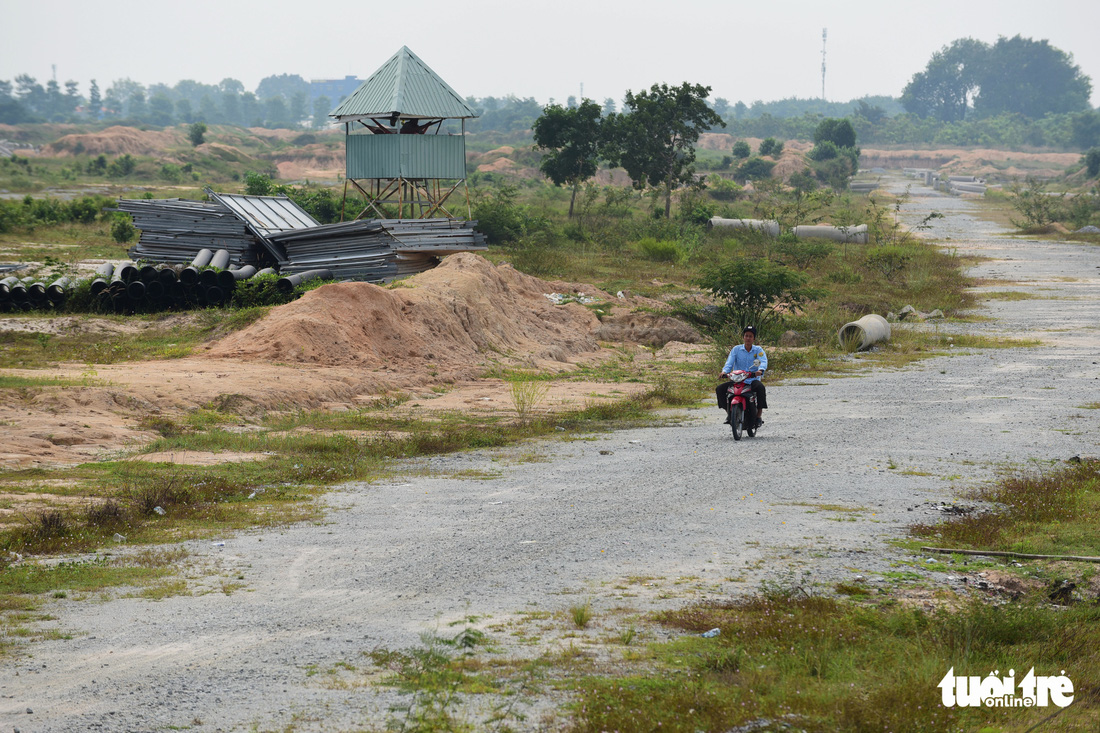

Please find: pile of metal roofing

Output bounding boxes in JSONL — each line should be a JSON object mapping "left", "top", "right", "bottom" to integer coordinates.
{"left": 386, "top": 218, "right": 487, "bottom": 278}
{"left": 269, "top": 220, "right": 399, "bottom": 280}
{"left": 118, "top": 191, "right": 486, "bottom": 283}
{"left": 269, "top": 217, "right": 487, "bottom": 280}
{"left": 120, "top": 198, "right": 272, "bottom": 266}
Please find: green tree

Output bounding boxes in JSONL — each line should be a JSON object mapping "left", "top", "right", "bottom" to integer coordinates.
{"left": 901, "top": 38, "right": 986, "bottom": 122}
{"left": 606, "top": 82, "right": 725, "bottom": 218}
{"left": 175, "top": 98, "right": 193, "bottom": 124}
{"left": 974, "top": 36, "right": 1091, "bottom": 118}
{"left": 312, "top": 95, "right": 332, "bottom": 129}
{"left": 1071, "top": 112, "right": 1100, "bottom": 150}
{"left": 532, "top": 99, "right": 606, "bottom": 218}
{"left": 1085, "top": 148, "right": 1100, "bottom": 179}
{"left": 256, "top": 73, "right": 309, "bottom": 101}
{"left": 758, "top": 137, "right": 784, "bottom": 157}
{"left": 148, "top": 93, "right": 175, "bottom": 126}
{"left": 813, "top": 118, "right": 857, "bottom": 148}
{"left": 732, "top": 140, "right": 751, "bottom": 159}
{"left": 87, "top": 80, "right": 100, "bottom": 118}
{"left": 188, "top": 121, "right": 207, "bottom": 147}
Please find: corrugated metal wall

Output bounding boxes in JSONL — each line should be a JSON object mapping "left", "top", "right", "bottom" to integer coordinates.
{"left": 346, "top": 135, "right": 466, "bottom": 179}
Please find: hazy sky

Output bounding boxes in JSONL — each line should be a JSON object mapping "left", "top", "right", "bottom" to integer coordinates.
{"left": 3, "top": 0, "right": 1099, "bottom": 108}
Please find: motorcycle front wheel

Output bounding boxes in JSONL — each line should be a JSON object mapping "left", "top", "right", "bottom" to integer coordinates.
{"left": 731, "top": 404, "right": 743, "bottom": 441}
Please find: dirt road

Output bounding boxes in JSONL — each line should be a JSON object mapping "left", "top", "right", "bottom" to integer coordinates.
{"left": 2, "top": 175, "right": 1097, "bottom": 731}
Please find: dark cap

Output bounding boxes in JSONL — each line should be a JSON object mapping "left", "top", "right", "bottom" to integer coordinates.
{"left": 743, "top": 325, "right": 757, "bottom": 336}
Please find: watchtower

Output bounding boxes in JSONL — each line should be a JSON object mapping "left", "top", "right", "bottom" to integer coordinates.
{"left": 331, "top": 47, "right": 478, "bottom": 220}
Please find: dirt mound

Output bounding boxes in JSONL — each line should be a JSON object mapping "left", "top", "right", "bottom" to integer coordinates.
{"left": 771, "top": 147, "right": 812, "bottom": 180}
{"left": 860, "top": 147, "right": 1079, "bottom": 179}
{"left": 43, "top": 125, "right": 183, "bottom": 157}
{"left": 202, "top": 253, "right": 602, "bottom": 377}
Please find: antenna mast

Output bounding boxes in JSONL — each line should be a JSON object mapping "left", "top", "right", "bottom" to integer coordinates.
{"left": 821, "top": 28, "right": 827, "bottom": 100}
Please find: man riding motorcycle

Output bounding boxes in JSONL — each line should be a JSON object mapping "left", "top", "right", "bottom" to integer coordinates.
{"left": 716, "top": 325, "right": 768, "bottom": 427}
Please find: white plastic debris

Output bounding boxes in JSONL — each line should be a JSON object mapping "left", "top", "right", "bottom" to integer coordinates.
{"left": 153, "top": 506, "right": 166, "bottom": 516}
{"left": 701, "top": 628, "right": 721, "bottom": 638}
{"left": 112, "top": 534, "right": 126, "bottom": 543}
{"left": 212, "top": 541, "right": 226, "bottom": 548}
{"left": 616, "top": 290, "right": 625, "bottom": 299}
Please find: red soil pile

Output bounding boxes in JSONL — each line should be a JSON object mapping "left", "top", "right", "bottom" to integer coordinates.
{"left": 202, "top": 254, "right": 602, "bottom": 378}
{"left": 42, "top": 125, "right": 183, "bottom": 157}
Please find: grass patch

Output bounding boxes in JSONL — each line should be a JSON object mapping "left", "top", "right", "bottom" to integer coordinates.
{"left": 980, "top": 290, "right": 1044, "bottom": 301}
{"left": 0, "top": 308, "right": 270, "bottom": 369}
{"left": 912, "top": 460, "right": 1100, "bottom": 557}
{"left": 567, "top": 593, "right": 1099, "bottom": 732}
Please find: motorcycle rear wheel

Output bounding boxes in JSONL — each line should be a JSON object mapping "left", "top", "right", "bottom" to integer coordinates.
{"left": 731, "top": 405, "right": 743, "bottom": 441}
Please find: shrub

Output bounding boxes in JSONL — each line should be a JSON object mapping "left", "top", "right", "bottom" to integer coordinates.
{"left": 1084, "top": 148, "right": 1100, "bottom": 178}
{"left": 1008, "top": 177, "right": 1064, "bottom": 229}
{"left": 706, "top": 174, "right": 743, "bottom": 202}
{"left": 697, "top": 258, "right": 819, "bottom": 339}
{"left": 188, "top": 121, "right": 207, "bottom": 147}
{"left": 509, "top": 233, "right": 568, "bottom": 277}
{"left": 758, "top": 137, "right": 784, "bottom": 157}
{"left": 637, "top": 237, "right": 682, "bottom": 262}
{"left": 472, "top": 184, "right": 548, "bottom": 244}
{"left": 106, "top": 153, "right": 136, "bottom": 178}
{"left": 865, "top": 245, "right": 912, "bottom": 281}
{"left": 731, "top": 140, "right": 751, "bottom": 159}
{"left": 808, "top": 140, "right": 839, "bottom": 161}
{"left": 110, "top": 213, "right": 136, "bottom": 243}
{"left": 733, "top": 157, "right": 775, "bottom": 183}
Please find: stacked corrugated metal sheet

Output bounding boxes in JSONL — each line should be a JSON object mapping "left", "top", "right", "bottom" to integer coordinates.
{"left": 385, "top": 218, "right": 487, "bottom": 277}
{"left": 121, "top": 198, "right": 272, "bottom": 266}
{"left": 269, "top": 221, "right": 398, "bottom": 281}
{"left": 118, "top": 192, "right": 486, "bottom": 283}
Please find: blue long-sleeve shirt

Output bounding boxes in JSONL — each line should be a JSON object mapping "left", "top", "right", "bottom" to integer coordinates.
{"left": 723, "top": 344, "right": 767, "bottom": 384}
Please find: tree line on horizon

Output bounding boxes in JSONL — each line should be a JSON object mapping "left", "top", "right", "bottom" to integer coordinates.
{"left": 1, "top": 34, "right": 1098, "bottom": 150}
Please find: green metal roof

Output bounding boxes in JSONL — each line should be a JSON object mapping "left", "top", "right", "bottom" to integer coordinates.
{"left": 330, "top": 46, "right": 478, "bottom": 121}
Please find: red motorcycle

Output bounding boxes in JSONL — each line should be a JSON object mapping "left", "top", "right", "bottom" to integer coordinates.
{"left": 723, "top": 370, "right": 758, "bottom": 441}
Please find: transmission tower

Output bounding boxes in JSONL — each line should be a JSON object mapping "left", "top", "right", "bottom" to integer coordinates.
{"left": 821, "top": 28, "right": 827, "bottom": 100}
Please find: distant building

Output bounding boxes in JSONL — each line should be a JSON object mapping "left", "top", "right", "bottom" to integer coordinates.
{"left": 310, "top": 76, "right": 362, "bottom": 107}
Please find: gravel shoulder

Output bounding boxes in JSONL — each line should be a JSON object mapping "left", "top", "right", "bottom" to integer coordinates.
{"left": 2, "top": 176, "right": 1098, "bottom": 732}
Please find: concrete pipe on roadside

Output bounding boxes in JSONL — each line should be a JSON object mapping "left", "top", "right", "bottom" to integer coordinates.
{"left": 952, "top": 183, "right": 986, "bottom": 195}
{"left": 792, "top": 224, "right": 868, "bottom": 244}
{"left": 708, "top": 218, "right": 780, "bottom": 237}
{"left": 838, "top": 313, "right": 891, "bottom": 352}
{"left": 276, "top": 268, "right": 333, "bottom": 294}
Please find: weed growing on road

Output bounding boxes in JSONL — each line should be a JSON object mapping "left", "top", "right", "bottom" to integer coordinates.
{"left": 570, "top": 602, "right": 593, "bottom": 629}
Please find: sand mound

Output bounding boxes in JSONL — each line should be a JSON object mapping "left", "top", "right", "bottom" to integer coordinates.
{"left": 202, "top": 253, "right": 602, "bottom": 377}
{"left": 860, "top": 148, "right": 1079, "bottom": 179}
{"left": 43, "top": 125, "right": 183, "bottom": 157}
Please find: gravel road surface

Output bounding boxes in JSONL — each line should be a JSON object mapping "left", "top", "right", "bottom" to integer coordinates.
{"left": 2, "top": 175, "right": 1097, "bottom": 731}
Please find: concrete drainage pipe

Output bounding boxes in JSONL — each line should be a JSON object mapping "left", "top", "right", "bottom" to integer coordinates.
{"left": 792, "top": 224, "right": 868, "bottom": 244}
{"left": 838, "top": 313, "right": 891, "bottom": 351}
{"left": 707, "top": 218, "right": 780, "bottom": 237}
